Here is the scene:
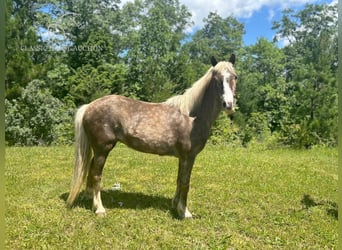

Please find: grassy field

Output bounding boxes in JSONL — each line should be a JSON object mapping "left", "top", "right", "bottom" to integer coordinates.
{"left": 5, "top": 144, "right": 338, "bottom": 249}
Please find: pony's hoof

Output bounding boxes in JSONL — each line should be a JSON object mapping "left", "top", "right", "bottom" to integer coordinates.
{"left": 177, "top": 205, "right": 193, "bottom": 219}
{"left": 184, "top": 209, "right": 193, "bottom": 218}
{"left": 95, "top": 211, "right": 106, "bottom": 218}
{"left": 178, "top": 212, "right": 193, "bottom": 219}
{"left": 66, "top": 202, "right": 73, "bottom": 209}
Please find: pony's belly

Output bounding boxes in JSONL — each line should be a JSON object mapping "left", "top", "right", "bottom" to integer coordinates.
{"left": 116, "top": 115, "right": 188, "bottom": 156}
{"left": 122, "top": 135, "right": 178, "bottom": 156}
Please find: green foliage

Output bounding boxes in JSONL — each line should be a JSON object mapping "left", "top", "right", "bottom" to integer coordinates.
{"left": 5, "top": 0, "right": 46, "bottom": 97}
{"left": 210, "top": 113, "right": 242, "bottom": 146}
{"left": 68, "top": 63, "right": 128, "bottom": 105}
{"left": 124, "top": 0, "right": 191, "bottom": 102}
{"left": 46, "top": 63, "right": 72, "bottom": 100}
{"left": 4, "top": 1, "right": 337, "bottom": 148}
{"left": 5, "top": 99, "right": 32, "bottom": 145}
{"left": 280, "top": 116, "right": 338, "bottom": 149}
{"left": 5, "top": 80, "right": 73, "bottom": 146}
{"left": 272, "top": 3, "right": 338, "bottom": 148}
{"left": 237, "top": 39, "right": 287, "bottom": 123}
{"left": 187, "top": 12, "right": 244, "bottom": 63}
{"left": 241, "top": 112, "right": 272, "bottom": 146}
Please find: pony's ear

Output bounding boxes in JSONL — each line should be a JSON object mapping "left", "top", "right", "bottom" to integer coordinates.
{"left": 211, "top": 56, "right": 218, "bottom": 67}
{"left": 228, "top": 54, "right": 236, "bottom": 65}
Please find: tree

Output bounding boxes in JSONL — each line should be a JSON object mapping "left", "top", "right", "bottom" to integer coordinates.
{"left": 68, "top": 63, "right": 127, "bottom": 106}
{"left": 237, "top": 38, "right": 289, "bottom": 133}
{"left": 231, "top": 38, "right": 289, "bottom": 146}
{"left": 5, "top": 0, "right": 337, "bottom": 148}
{"left": 123, "top": 0, "right": 192, "bottom": 101}
{"left": 273, "top": 3, "right": 338, "bottom": 147}
{"left": 185, "top": 12, "right": 244, "bottom": 64}
{"left": 5, "top": 0, "right": 51, "bottom": 99}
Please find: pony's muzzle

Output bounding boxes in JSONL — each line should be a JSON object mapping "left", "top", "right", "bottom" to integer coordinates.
{"left": 223, "top": 101, "right": 232, "bottom": 109}
{"left": 223, "top": 101, "right": 234, "bottom": 109}
{"left": 223, "top": 101, "right": 235, "bottom": 114}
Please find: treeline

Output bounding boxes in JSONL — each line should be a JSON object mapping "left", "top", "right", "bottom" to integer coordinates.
{"left": 5, "top": 0, "right": 337, "bottom": 148}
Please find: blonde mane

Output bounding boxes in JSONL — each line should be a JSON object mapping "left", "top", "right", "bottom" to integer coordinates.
{"left": 165, "top": 61, "right": 235, "bottom": 115}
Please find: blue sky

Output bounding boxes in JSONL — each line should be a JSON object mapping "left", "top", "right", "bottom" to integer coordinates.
{"left": 238, "top": 6, "right": 282, "bottom": 46}
{"left": 237, "top": 0, "right": 336, "bottom": 46}
{"left": 120, "top": 0, "right": 337, "bottom": 46}
{"left": 43, "top": 0, "right": 337, "bottom": 48}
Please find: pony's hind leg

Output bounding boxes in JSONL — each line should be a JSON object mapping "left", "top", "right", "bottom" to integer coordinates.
{"left": 173, "top": 156, "right": 195, "bottom": 219}
{"left": 83, "top": 158, "right": 94, "bottom": 199}
{"left": 86, "top": 150, "right": 111, "bottom": 217}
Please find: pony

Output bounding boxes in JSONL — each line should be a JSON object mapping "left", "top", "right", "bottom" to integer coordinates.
{"left": 66, "top": 54, "right": 238, "bottom": 218}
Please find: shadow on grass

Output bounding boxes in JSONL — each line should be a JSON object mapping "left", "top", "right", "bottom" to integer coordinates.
{"left": 301, "top": 194, "right": 338, "bottom": 220}
{"left": 60, "top": 190, "right": 179, "bottom": 218}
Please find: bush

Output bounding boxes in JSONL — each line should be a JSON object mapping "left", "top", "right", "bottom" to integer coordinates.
{"left": 5, "top": 80, "right": 74, "bottom": 146}
{"left": 240, "top": 112, "right": 271, "bottom": 146}
{"left": 279, "top": 117, "right": 337, "bottom": 148}
{"left": 5, "top": 99, "right": 33, "bottom": 145}
{"left": 210, "top": 113, "right": 243, "bottom": 146}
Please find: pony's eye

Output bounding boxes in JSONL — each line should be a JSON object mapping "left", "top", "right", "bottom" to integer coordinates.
{"left": 235, "top": 76, "right": 238, "bottom": 80}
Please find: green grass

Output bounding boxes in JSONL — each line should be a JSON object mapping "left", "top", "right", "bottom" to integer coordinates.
{"left": 5, "top": 144, "right": 338, "bottom": 249}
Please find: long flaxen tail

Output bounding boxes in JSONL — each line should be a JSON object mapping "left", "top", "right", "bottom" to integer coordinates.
{"left": 66, "top": 104, "right": 92, "bottom": 207}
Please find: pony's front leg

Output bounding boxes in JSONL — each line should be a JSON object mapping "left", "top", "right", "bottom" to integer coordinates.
{"left": 87, "top": 153, "right": 108, "bottom": 217}
{"left": 173, "top": 156, "right": 195, "bottom": 219}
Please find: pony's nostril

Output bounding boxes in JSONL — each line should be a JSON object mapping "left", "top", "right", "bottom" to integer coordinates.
{"left": 223, "top": 102, "right": 233, "bottom": 109}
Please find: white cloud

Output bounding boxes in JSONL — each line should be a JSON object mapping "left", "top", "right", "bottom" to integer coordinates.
{"left": 274, "top": 0, "right": 337, "bottom": 47}
{"left": 268, "top": 9, "right": 275, "bottom": 22}
{"left": 180, "top": 0, "right": 321, "bottom": 29}
{"left": 120, "top": 0, "right": 330, "bottom": 32}
{"left": 329, "top": 0, "right": 338, "bottom": 5}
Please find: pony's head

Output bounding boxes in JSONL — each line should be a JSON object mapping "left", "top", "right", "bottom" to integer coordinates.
{"left": 211, "top": 54, "right": 238, "bottom": 115}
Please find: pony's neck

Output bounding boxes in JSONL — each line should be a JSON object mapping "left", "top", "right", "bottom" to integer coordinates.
{"left": 191, "top": 77, "right": 222, "bottom": 126}
{"left": 187, "top": 77, "right": 223, "bottom": 151}
{"left": 165, "top": 68, "right": 214, "bottom": 116}
{"left": 164, "top": 70, "right": 223, "bottom": 149}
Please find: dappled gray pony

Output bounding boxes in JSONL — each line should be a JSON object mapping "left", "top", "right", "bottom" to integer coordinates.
{"left": 66, "top": 55, "right": 238, "bottom": 218}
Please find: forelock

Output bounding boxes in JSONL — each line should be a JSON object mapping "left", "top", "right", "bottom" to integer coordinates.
{"left": 213, "top": 61, "right": 236, "bottom": 75}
